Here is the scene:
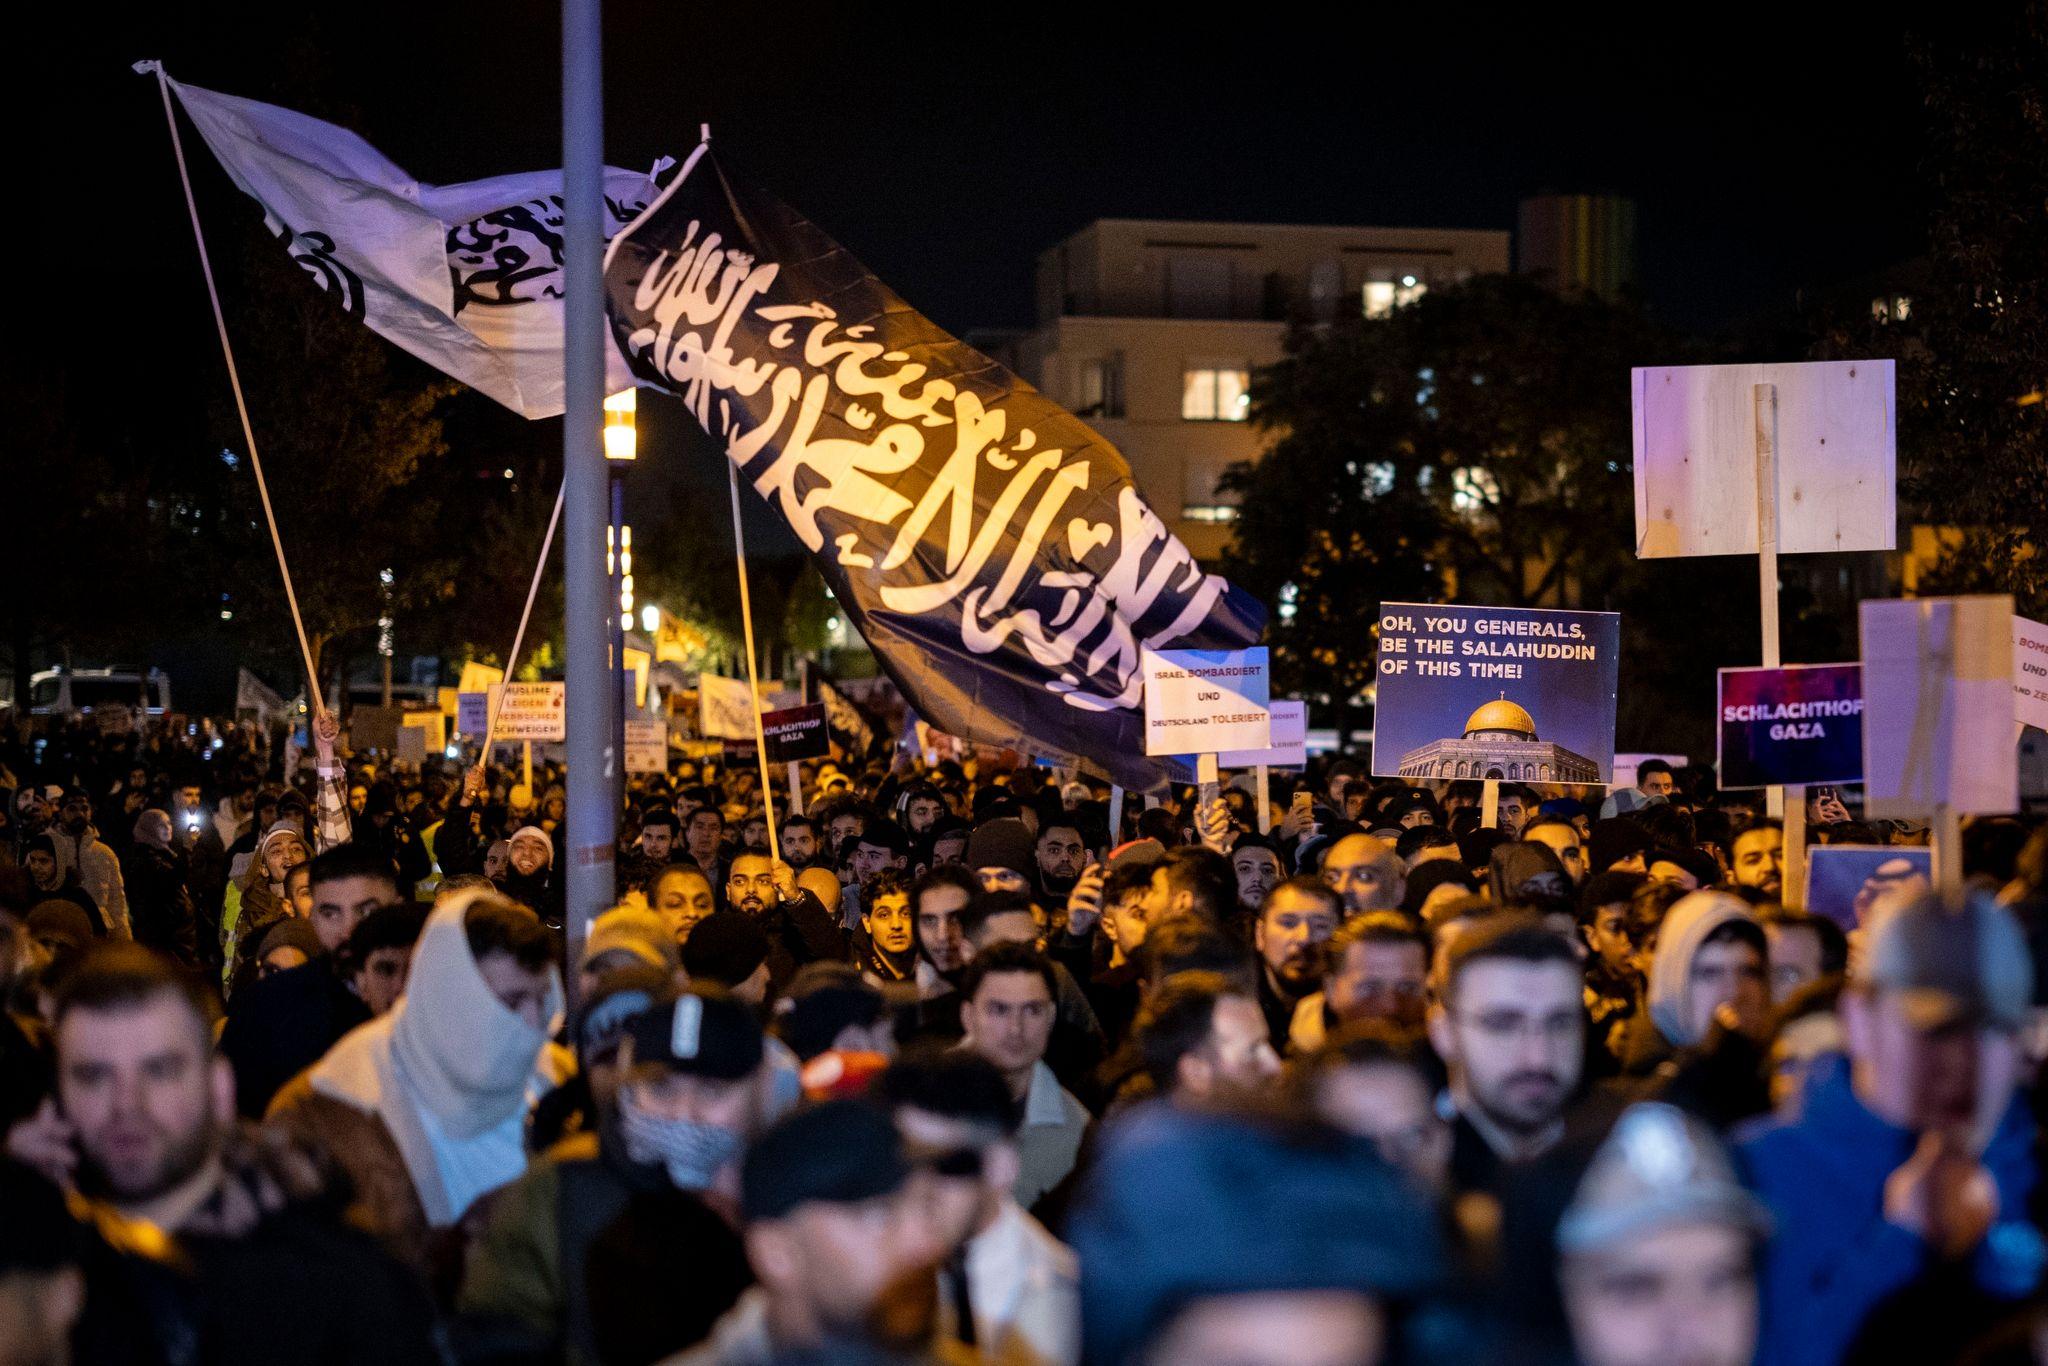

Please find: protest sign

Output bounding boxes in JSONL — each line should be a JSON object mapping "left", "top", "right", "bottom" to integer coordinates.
{"left": 698, "top": 673, "right": 756, "bottom": 741}
{"left": 760, "top": 704, "right": 831, "bottom": 764}
{"left": 1804, "top": 845, "right": 1932, "bottom": 931}
{"left": 1372, "top": 603, "right": 1620, "bottom": 783}
{"left": 1716, "top": 663, "right": 1864, "bottom": 789}
{"left": 2014, "top": 614, "right": 2048, "bottom": 734}
{"left": 350, "top": 706, "right": 402, "bottom": 753}
{"left": 1631, "top": 360, "right": 1895, "bottom": 559}
{"left": 1141, "top": 648, "right": 1270, "bottom": 757}
{"left": 457, "top": 661, "right": 505, "bottom": 695}
{"left": 624, "top": 719, "right": 668, "bottom": 775}
{"left": 1860, "top": 596, "right": 2017, "bottom": 817}
{"left": 456, "top": 691, "right": 489, "bottom": 736}
{"left": 1219, "top": 699, "right": 1308, "bottom": 768}
{"left": 490, "top": 682, "right": 567, "bottom": 743}
{"left": 400, "top": 711, "right": 445, "bottom": 755}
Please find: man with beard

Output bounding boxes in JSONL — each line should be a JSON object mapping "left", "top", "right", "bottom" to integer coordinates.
{"left": 1252, "top": 877, "right": 1342, "bottom": 1051}
{"left": 1230, "top": 836, "right": 1283, "bottom": 915}
{"left": 1426, "top": 915, "right": 1585, "bottom": 1197}
{"left": 911, "top": 866, "right": 981, "bottom": 1011}
{"left": 722, "top": 852, "right": 845, "bottom": 996}
{"left": 776, "top": 814, "right": 821, "bottom": 872}
{"left": 673, "top": 1100, "right": 955, "bottom": 1365}
{"left": 861, "top": 868, "right": 918, "bottom": 983}
{"left": 39, "top": 942, "right": 440, "bottom": 1363}
{"left": 45, "top": 790, "right": 129, "bottom": 940}
{"left": 1286, "top": 912, "right": 1430, "bottom": 1053}
{"left": 619, "top": 808, "right": 680, "bottom": 895}
{"left": 898, "top": 784, "right": 948, "bottom": 838}
{"left": 1729, "top": 821, "right": 1784, "bottom": 899}
{"left": 460, "top": 987, "right": 759, "bottom": 1365}
{"left": 498, "top": 825, "right": 564, "bottom": 927}
{"left": 1130, "top": 971, "right": 1282, "bottom": 1105}
{"left": 1319, "top": 833, "right": 1406, "bottom": 917}
{"left": 1032, "top": 821, "right": 1089, "bottom": 902}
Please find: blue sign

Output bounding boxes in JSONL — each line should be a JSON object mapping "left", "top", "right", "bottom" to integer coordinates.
{"left": 1716, "top": 663, "right": 1863, "bottom": 789}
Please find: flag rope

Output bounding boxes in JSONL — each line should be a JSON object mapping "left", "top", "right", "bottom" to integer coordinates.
{"left": 479, "top": 478, "right": 567, "bottom": 753}
{"left": 143, "top": 63, "right": 324, "bottom": 713}
{"left": 728, "top": 463, "right": 781, "bottom": 864}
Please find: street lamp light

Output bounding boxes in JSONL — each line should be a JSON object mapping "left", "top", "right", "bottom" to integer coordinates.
{"left": 641, "top": 603, "right": 660, "bottom": 634}
{"left": 603, "top": 388, "right": 637, "bottom": 461}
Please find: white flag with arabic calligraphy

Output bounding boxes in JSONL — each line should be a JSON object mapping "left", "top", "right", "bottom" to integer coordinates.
{"left": 156, "top": 69, "right": 663, "bottom": 418}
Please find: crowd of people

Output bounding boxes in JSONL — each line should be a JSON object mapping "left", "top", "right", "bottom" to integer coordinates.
{"left": 4, "top": 713, "right": 2048, "bottom": 1365}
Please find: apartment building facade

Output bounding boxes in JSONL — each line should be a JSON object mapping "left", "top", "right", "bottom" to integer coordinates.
{"left": 1009, "top": 218, "right": 1511, "bottom": 557}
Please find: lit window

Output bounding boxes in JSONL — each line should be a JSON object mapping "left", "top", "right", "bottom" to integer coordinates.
{"left": 1363, "top": 276, "right": 1428, "bottom": 318}
{"left": 1182, "top": 366, "right": 1251, "bottom": 421}
{"left": 1451, "top": 466, "right": 1499, "bottom": 514}
{"left": 1080, "top": 356, "right": 1125, "bottom": 418}
{"left": 1182, "top": 505, "right": 1240, "bottom": 522}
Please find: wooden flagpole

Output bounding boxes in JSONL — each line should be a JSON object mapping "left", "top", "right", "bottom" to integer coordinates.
{"left": 144, "top": 62, "right": 323, "bottom": 715}
{"left": 728, "top": 463, "right": 781, "bottom": 864}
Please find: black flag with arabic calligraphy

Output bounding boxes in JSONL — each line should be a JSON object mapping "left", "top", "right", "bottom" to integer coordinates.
{"left": 603, "top": 150, "right": 1265, "bottom": 791}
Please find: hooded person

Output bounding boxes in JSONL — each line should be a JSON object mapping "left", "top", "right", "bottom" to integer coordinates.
{"left": 21, "top": 835, "right": 104, "bottom": 934}
{"left": 44, "top": 788, "right": 129, "bottom": 939}
{"left": 1616, "top": 891, "right": 1772, "bottom": 1127}
{"left": 120, "top": 807, "right": 197, "bottom": 964}
{"left": 966, "top": 818, "right": 1037, "bottom": 895}
{"left": 266, "top": 888, "right": 568, "bottom": 1288}
{"left": 461, "top": 987, "right": 762, "bottom": 1366}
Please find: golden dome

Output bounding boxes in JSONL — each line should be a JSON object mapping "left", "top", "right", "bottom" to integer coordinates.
{"left": 1463, "top": 696, "right": 1537, "bottom": 739}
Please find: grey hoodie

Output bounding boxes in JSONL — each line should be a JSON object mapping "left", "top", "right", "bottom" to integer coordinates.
{"left": 1646, "top": 890, "right": 1757, "bottom": 1049}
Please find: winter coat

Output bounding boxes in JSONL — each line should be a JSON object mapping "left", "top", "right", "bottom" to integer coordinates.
{"left": 1737, "top": 1054, "right": 2043, "bottom": 1366}
{"left": 45, "top": 822, "right": 129, "bottom": 937}
{"left": 120, "top": 839, "right": 196, "bottom": 964}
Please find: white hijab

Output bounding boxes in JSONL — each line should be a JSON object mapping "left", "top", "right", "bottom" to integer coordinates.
{"left": 310, "top": 889, "right": 563, "bottom": 1225}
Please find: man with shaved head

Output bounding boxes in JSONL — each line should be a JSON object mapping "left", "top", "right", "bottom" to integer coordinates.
{"left": 1319, "top": 833, "right": 1406, "bottom": 916}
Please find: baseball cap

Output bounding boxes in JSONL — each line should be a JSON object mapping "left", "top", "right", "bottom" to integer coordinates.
{"left": 1862, "top": 888, "right": 2032, "bottom": 1032}
{"left": 623, "top": 988, "right": 764, "bottom": 1080}
{"left": 1558, "top": 1102, "right": 1770, "bottom": 1256}
{"left": 740, "top": 1099, "right": 910, "bottom": 1223}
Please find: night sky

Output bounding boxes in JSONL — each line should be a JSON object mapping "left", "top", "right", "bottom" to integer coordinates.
{"left": 13, "top": 2, "right": 1937, "bottom": 567}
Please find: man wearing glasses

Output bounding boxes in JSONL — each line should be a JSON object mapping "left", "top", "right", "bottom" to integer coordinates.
{"left": 1426, "top": 914, "right": 1586, "bottom": 1198}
